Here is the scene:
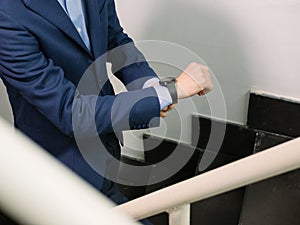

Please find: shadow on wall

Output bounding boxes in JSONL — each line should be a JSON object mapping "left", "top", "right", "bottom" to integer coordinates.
{"left": 139, "top": 0, "right": 253, "bottom": 125}
{"left": 0, "top": 80, "right": 13, "bottom": 123}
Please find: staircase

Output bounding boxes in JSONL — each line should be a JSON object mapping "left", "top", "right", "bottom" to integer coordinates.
{"left": 118, "top": 92, "right": 300, "bottom": 225}
{"left": 1, "top": 92, "right": 299, "bottom": 225}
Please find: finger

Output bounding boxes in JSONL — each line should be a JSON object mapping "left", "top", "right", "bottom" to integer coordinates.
{"left": 202, "top": 66, "right": 209, "bottom": 73}
{"left": 207, "top": 83, "right": 213, "bottom": 91}
{"left": 168, "top": 104, "right": 175, "bottom": 110}
{"left": 163, "top": 104, "right": 175, "bottom": 113}
{"left": 198, "top": 90, "right": 206, "bottom": 96}
{"left": 160, "top": 111, "right": 167, "bottom": 118}
{"left": 162, "top": 107, "right": 168, "bottom": 112}
{"left": 201, "top": 85, "right": 213, "bottom": 95}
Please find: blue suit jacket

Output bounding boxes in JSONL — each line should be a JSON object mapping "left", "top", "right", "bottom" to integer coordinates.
{"left": 0, "top": 0, "right": 160, "bottom": 190}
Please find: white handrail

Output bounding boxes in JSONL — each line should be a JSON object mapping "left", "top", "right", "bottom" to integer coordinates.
{"left": 115, "top": 137, "right": 300, "bottom": 221}
{"left": 0, "top": 117, "right": 140, "bottom": 225}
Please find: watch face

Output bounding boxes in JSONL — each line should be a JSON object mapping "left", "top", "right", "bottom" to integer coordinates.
{"left": 160, "top": 77, "right": 175, "bottom": 83}
{"left": 159, "top": 80, "right": 171, "bottom": 87}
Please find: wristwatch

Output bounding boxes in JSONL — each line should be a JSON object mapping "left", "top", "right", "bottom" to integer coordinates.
{"left": 159, "top": 77, "right": 178, "bottom": 104}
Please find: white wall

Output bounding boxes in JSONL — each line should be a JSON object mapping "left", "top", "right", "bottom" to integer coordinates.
{"left": 114, "top": 0, "right": 300, "bottom": 153}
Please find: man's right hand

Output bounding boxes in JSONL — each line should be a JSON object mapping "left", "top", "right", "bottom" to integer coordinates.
{"left": 175, "top": 62, "right": 213, "bottom": 99}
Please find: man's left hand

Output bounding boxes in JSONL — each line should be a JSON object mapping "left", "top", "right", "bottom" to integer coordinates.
{"left": 160, "top": 104, "right": 175, "bottom": 118}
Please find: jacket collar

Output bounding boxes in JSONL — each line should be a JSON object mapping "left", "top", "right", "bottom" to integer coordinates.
{"left": 23, "top": 0, "right": 92, "bottom": 57}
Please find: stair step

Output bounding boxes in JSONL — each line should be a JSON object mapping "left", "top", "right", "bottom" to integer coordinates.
{"left": 239, "top": 169, "right": 300, "bottom": 225}
{"left": 247, "top": 91, "right": 300, "bottom": 137}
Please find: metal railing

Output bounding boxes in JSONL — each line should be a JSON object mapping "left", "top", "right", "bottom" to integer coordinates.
{"left": 115, "top": 136, "right": 300, "bottom": 225}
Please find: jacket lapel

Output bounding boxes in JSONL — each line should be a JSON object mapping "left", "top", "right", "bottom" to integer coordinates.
{"left": 84, "top": 0, "right": 106, "bottom": 58}
{"left": 23, "top": 0, "right": 92, "bottom": 57}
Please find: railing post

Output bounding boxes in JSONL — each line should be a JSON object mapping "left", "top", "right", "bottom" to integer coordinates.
{"left": 168, "top": 204, "right": 190, "bottom": 225}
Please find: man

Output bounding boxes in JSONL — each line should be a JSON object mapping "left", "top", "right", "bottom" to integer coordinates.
{"left": 0, "top": 0, "right": 212, "bottom": 209}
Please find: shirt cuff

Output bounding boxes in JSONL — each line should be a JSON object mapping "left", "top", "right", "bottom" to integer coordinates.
{"left": 153, "top": 85, "right": 173, "bottom": 110}
{"left": 142, "top": 77, "right": 160, "bottom": 88}
{"left": 143, "top": 77, "right": 172, "bottom": 110}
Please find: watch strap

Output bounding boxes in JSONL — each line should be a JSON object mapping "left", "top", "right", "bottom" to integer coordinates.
{"left": 159, "top": 77, "right": 178, "bottom": 104}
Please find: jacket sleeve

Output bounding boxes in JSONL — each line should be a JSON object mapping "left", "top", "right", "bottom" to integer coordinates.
{"left": 106, "top": 0, "right": 159, "bottom": 91}
{"left": 0, "top": 9, "right": 160, "bottom": 139}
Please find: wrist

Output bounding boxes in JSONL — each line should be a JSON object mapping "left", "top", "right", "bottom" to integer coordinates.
{"left": 175, "top": 78, "right": 185, "bottom": 99}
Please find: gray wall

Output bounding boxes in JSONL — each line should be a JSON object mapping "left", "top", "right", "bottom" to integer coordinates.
{"left": 114, "top": 0, "right": 300, "bottom": 158}
{"left": 0, "top": 80, "right": 13, "bottom": 123}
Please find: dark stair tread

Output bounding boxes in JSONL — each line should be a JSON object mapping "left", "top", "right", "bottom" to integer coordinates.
{"left": 239, "top": 169, "right": 300, "bottom": 225}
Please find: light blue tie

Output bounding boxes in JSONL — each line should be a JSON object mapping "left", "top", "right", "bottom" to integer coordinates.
{"left": 63, "top": 0, "right": 91, "bottom": 51}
